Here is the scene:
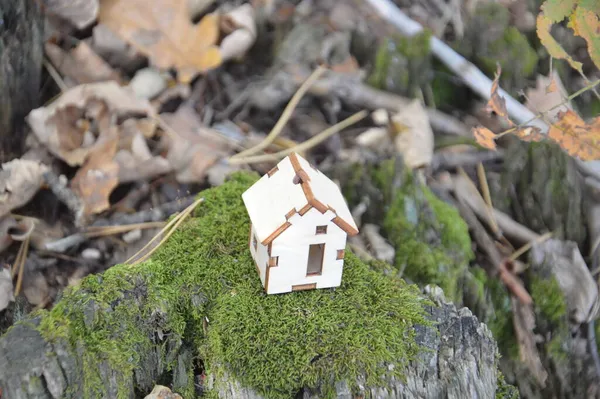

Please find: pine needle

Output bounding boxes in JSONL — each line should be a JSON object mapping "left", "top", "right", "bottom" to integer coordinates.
{"left": 125, "top": 198, "right": 204, "bottom": 266}
{"left": 13, "top": 234, "right": 31, "bottom": 297}
{"left": 84, "top": 222, "right": 166, "bottom": 238}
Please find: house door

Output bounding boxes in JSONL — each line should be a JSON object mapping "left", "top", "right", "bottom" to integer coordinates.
{"left": 307, "top": 243, "right": 325, "bottom": 276}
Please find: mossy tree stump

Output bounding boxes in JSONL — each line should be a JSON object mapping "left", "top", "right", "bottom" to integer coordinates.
{"left": 0, "top": 173, "right": 504, "bottom": 398}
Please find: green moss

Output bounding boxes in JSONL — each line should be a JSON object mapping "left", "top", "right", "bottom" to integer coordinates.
{"left": 367, "top": 31, "right": 432, "bottom": 97}
{"left": 496, "top": 370, "right": 520, "bottom": 399}
{"left": 372, "top": 159, "right": 473, "bottom": 303}
{"left": 34, "top": 171, "right": 431, "bottom": 399}
{"left": 530, "top": 276, "right": 567, "bottom": 324}
{"left": 478, "top": 27, "right": 539, "bottom": 88}
{"left": 486, "top": 278, "right": 519, "bottom": 360}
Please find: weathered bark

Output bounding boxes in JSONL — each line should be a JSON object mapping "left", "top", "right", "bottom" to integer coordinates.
{"left": 0, "top": 0, "right": 44, "bottom": 161}
{"left": 0, "top": 285, "right": 500, "bottom": 399}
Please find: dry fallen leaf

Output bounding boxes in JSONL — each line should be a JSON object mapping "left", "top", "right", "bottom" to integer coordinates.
{"left": 473, "top": 126, "right": 497, "bottom": 150}
{"left": 0, "top": 159, "right": 50, "bottom": 218}
{"left": 70, "top": 105, "right": 120, "bottom": 216}
{"left": 44, "top": 0, "right": 99, "bottom": 29}
{"left": 219, "top": 3, "right": 257, "bottom": 63}
{"left": 392, "top": 100, "right": 434, "bottom": 169}
{"left": 548, "top": 110, "right": 600, "bottom": 161}
{"left": 484, "top": 65, "right": 513, "bottom": 125}
{"left": 45, "top": 41, "right": 121, "bottom": 86}
{"left": 512, "top": 126, "right": 546, "bottom": 142}
{"left": 98, "top": 0, "right": 223, "bottom": 83}
{"left": 161, "top": 105, "right": 232, "bottom": 182}
{"left": 144, "top": 385, "right": 183, "bottom": 399}
{"left": 26, "top": 81, "right": 154, "bottom": 166}
{"left": 0, "top": 266, "right": 14, "bottom": 312}
{"left": 525, "top": 72, "right": 572, "bottom": 123}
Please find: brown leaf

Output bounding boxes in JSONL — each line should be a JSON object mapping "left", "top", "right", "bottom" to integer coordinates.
{"left": 44, "top": 0, "right": 99, "bottom": 29}
{"left": 70, "top": 106, "right": 120, "bottom": 216}
{"left": 484, "top": 65, "right": 513, "bottom": 125}
{"left": 472, "top": 126, "right": 497, "bottom": 150}
{"left": 525, "top": 72, "right": 572, "bottom": 123}
{"left": 98, "top": 0, "right": 223, "bottom": 83}
{"left": 160, "top": 105, "right": 232, "bottom": 182}
{"left": 548, "top": 110, "right": 600, "bottom": 160}
{"left": 0, "top": 160, "right": 50, "bottom": 218}
{"left": 45, "top": 42, "right": 121, "bottom": 86}
{"left": 513, "top": 126, "right": 546, "bottom": 142}
{"left": 26, "top": 81, "right": 155, "bottom": 166}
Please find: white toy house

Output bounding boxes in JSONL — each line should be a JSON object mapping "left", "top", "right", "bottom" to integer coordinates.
{"left": 242, "top": 152, "right": 359, "bottom": 294}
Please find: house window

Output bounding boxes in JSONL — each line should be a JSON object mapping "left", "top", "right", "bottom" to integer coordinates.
{"left": 307, "top": 243, "right": 325, "bottom": 276}
{"left": 269, "top": 256, "right": 279, "bottom": 267}
{"left": 337, "top": 249, "right": 345, "bottom": 260}
{"left": 316, "top": 225, "right": 327, "bottom": 234}
{"left": 252, "top": 234, "right": 257, "bottom": 250}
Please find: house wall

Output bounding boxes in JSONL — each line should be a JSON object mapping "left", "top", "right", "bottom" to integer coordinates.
{"left": 249, "top": 223, "right": 268, "bottom": 285}
{"left": 266, "top": 208, "right": 347, "bottom": 294}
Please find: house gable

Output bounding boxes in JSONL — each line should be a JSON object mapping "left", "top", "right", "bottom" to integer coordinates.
{"left": 241, "top": 152, "right": 358, "bottom": 246}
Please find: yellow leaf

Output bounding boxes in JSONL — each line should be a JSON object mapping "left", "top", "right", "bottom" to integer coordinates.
{"left": 540, "top": 0, "right": 576, "bottom": 22}
{"left": 473, "top": 127, "right": 497, "bottom": 150}
{"left": 513, "top": 126, "right": 546, "bottom": 142}
{"left": 548, "top": 110, "right": 600, "bottom": 160}
{"left": 98, "top": 0, "right": 223, "bottom": 82}
{"left": 569, "top": 6, "right": 600, "bottom": 70}
{"left": 484, "top": 65, "right": 514, "bottom": 125}
{"left": 536, "top": 13, "right": 584, "bottom": 73}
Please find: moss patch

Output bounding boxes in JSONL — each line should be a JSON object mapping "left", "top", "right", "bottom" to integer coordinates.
{"left": 34, "top": 172, "right": 430, "bottom": 399}
{"left": 373, "top": 159, "right": 473, "bottom": 303}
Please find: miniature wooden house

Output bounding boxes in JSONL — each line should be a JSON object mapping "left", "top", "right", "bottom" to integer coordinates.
{"left": 242, "top": 152, "right": 359, "bottom": 294}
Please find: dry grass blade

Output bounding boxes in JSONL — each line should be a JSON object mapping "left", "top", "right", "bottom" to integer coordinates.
{"left": 125, "top": 197, "right": 204, "bottom": 266}
{"left": 229, "top": 65, "right": 328, "bottom": 160}
{"left": 475, "top": 163, "right": 500, "bottom": 236}
{"left": 509, "top": 231, "right": 553, "bottom": 262}
{"left": 13, "top": 234, "right": 31, "bottom": 297}
{"left": 84, "top": 222, "right": 166, "bottom": 238}
{"left": 229, "top": 110, "right": 368, "bottom": 165}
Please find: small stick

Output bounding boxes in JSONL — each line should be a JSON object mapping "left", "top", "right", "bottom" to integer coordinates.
{"left": 13, "top": 235, "right": 31, "bottom": 297}
{"left": 43, "top": 171, "right": 84, "bottom": 225}
{"left": 229, "top": 110, "right": 368, "bottom": 165}
{"left": 508, "top": 231, "right": 553, "bottom": 262}
{"left": 230, "top": 65, "right": 328, "bottom": 160}
{"left": 475, "top": 163, "right": 500, "bottom": 236}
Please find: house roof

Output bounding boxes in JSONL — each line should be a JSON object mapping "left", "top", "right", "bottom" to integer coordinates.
{"left": 242, "top": 152, "right": 359, "bottom": 245}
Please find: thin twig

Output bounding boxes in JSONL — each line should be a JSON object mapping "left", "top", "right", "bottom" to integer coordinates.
{"left": 475, "top": 163, "right": 500, "bottom": 236}
{"left": 43, "top": 58, "right": 68, "bottom": 93}
{"left": 509, "top": 232, "right": 553, "bottom": 262}
{"left": 229, "top": 110, "right": 368, "bottom": 165}
{"left": 13, "top": 235, "right": 31, "bottom": 297}
{"left": 230, "top": 65, "right": 328, "bottom": 160}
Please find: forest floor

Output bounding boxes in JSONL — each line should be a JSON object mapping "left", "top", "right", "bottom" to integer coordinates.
{"left": 1, "top": 0, "right": 600, "bottom": 397}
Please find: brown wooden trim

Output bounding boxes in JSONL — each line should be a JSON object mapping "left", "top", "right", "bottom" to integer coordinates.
{"left": 288, "top": 152, "right": 358, "bottom": 236}
{"left": 299, "top": 203, "right": 312, "bottom": 215}
{"left": 336, "top": 249, "right": 345, "bottom": 260}
{"left": 292, "top": 283, "right": 316, "bottom": 291}
{"left": 267, "top": 166, "right": 279, "bottom": 177}
{"left": 269, "top": 256, "right": 279, "bottom": 267}
{"left": 267, "top": 242, "right": 272, "bottom": 256}
{"left": 265, "top": 263, "right": 270, "bottom": 292}
{"left": 308, "top": 197, "right": 328, "bottom": 213}
{"left": 332, "top": 215, "right": 359, "bottom": 236}
{"left": 285, "top": 208, "right": 296, "bottom": 220}
{"left": 262, "top": 221, "right": 291, "bottom": 245}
